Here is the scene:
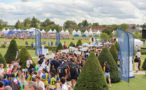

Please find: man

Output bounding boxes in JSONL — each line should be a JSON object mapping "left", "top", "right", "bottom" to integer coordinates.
{"left": 35, "top": 76, "right": 45, "bottom": 90}
{"left": 48, "top": 73, "right": 57, "bottom": 90}
{"left": 10, "top": 74, "right": 20, "bottom": 90}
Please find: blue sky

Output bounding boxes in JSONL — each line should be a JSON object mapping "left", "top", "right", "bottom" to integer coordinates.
{"left": 0, "top": 0, "right": 146, "bottom": 25}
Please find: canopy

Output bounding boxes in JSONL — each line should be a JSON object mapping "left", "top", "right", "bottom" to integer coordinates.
{"left": 77, "top": 30, "right": 81, "bottom": 36}
{"left": 53, "top": 29, "right": 56, "bottom": 33}
{"left": 41, "top": 29, "right": 46, "bottom": 33}
{"left": 74, "top": 34, "right": 79, "bottom": 37}
{"left": 82, "top": 34, "right": 87, "bottom": 37}
{"left": 72, "top": 30, "right": 76, "bottom": 35}
{"left": 134, "top": 39, "right": 143, "bottom": 47}
{"left": 48, "top": 29, "right": 53, "bottom": 33}
{"left": 89, "top": 29, "right": 93, "bottom": 35}
{"left": 60, "top": 30, "right": 65, "bottom": 34}
{"left": 65, "top": 30, "right": 69, "bottom": 35}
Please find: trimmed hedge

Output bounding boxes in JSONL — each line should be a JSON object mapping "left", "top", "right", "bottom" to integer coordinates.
{"left": 4, "top": 39, "right": 18, "bottom": 63}
{"left": 0, "top": 53, "right": 6, "bottom": 68}
{"left": 56, "top": 42, "right": 63, "bottom": 52}
{"left": 76, "top": 39, "right": 82, "bottom": 47}
{"left": 98, "top": 48, "right": 120, "bottom": 83}
{"left": 74, "top": 53, "right": 108, "bottom": 90}
{"left": 110, "top": 45, "right": 118, "bottom": 62}
{"left": 142, "top": 58, "right": 146, "bottom": 70}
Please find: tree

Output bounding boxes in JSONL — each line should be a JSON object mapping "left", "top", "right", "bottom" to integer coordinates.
{"left": 64, "top": 20, "right": 78, "bottom": 30}
{"left": 4, "top": 39, "right": 18, "bottom": 63}
{"left": 31, "top": 16, "right": 40, "bottom": 28}
{"left": 98, "top": 48, "right": 120, "bottom": 83}
{"left": 56, "top": 42, "right": 63, "bottom": 52}
{"left": 24, "top": 18, "right": 31, "bottom": 28}
{"left": 74, "top": 53, "right": 108, "bottom": 90}
{"left": 110, "top": 45, "right": 118, "bottom": 62}
{"left": 76, "top": 40, "right": 82, "bottom": 47}
{"left": 142, "top": 58, "right": 146, "bottom": 70}
{"left": 17, "top": 47, "right": 31, "bottom": 68}
{"left": 92, "top": 22, "right": 99, "bottom": 27}
{"left": 118, "top": 24, "right": 129, "bottom": 32}
{"left": 100, "top": 33, "right": 110, "bottom": 41}
{"left": 41, "top": 18, "right": 54, "bottom": 27}
{"left": 69, "top": 42, "right": 75, "bottom": 47}
{"left": 15, "top": 20, "right": 21, "bottom": 29}
{"left": 0, "top": 53, "right": 6, "bottom": 68}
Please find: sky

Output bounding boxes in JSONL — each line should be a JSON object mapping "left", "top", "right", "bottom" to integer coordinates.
{"left": 0, "top": 0, "right": 146, "bottom": 25}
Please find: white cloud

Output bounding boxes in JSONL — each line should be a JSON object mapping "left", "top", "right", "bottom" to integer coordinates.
{"left": 0, "top": 0, "right": 146, "bottom": 25}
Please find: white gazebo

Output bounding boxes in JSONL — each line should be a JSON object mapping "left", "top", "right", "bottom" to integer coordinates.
{"left": 41, "top": 29, "right": 46, "bottom": 33}
{"left": 77, "top": 30, "right": 81, "bottom": 36}
{"left": 48, "top": 29, "right": 53, "bottom": 33}
{"left": 60, "top": 30, "right": 65, "bottom": 34}
{"left": 65, "top": 30, "right": 69, "bottom": 35}
{"left": 53, "top": 29, "right": 56, "bottom": 33}
{"left": 84, "top": 30, "right": 89, "bottom": 36}
{"left": 72, "top": 30, "right": 77, "bottom": 36}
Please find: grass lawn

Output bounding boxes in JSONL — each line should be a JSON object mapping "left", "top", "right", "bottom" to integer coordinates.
{"left": 1, "top": 39, "right": 146, "bottom": 90}
{"left": 110, "top": 75, "right": 146, "bottom": 90}
{"left": 0, "top": 38, "right": 90, "bottom": 47}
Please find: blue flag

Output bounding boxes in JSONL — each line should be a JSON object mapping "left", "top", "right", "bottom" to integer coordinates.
{"left": 35, "top": 30, "right": 41, "bottom": 56}
{"left": 56, "top": 32, "right": 60, "bottom": 47}
{"left": 117, "top": 29, "right": 129, "bottom": 82}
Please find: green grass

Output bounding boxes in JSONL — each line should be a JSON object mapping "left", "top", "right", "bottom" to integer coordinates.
{"left": 110, "top": 75, "right": 146, "bottom": 90}
{"left": 0, "top": 38, "right": 89, "bottom": 47}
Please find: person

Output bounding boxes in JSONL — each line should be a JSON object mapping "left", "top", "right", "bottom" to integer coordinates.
{"left": 136, "top": 50, "right": 141, "bottom": 58}
{"left": 10, "top": 74, "right": 21, "bottom": 90}
{"left": 4, "top": 86, "right": 12, "bottom": 90}
{"left": 35, "top": 76, "right": 45, "bottom": 90}
{"left": 134, "top": 56, "right": 139, "bottom": 72}
{"left": 26, "top": 57, "right": 33, "bottom": 69}
{"left": 47, "top": 73, "right": 57, "bottom": 90}
{"left": 24, "top": 81, "right": 37, "bottom": 90}
{"left": 40, "top": 69, "right": 48, "bottom": 87}
{"left": 0, "top": 81, "right": 4, "bottom": 90}
{"left": 31, "top": 42, "right": 34, "bottom": 48}
{"left": 0, "top": 64, "right": 4, "bottom": 74}
{"left": 103, "top": 62, "right": 111, "bottom": 87}
{"left": 60, "top": 77, "right": 70, "bottom": 90}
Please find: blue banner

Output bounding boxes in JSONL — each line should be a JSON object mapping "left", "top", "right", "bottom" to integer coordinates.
{"left": 128, "top": 33, "right": 134, "bottom": 57}
{"left": 117, "top": 29, "right": 129, "bottom": 82}
{"left": 35, "top": 30, "right": 41, "bottom": 56}
{"left": 56, "top": 32, "right": 60, "bottom": 47}
{"left": 128, "top": 32, "right": 135, "bottom": 78}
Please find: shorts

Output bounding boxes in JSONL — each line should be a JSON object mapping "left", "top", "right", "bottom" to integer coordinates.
{"left": 104, "top": 73, "right": 110, "bottom": 78}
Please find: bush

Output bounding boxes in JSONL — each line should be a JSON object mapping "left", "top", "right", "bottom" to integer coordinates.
{"left": 1, "top": 44, "right": 6, "bottom": 48}
{"left": 115, "top": 42, "right": 119, "bottom": 51}
{"left": 17, "top": 47, "right": 31, "bottom": 68}
{"left": 4, "top": 39, "right": 18, "bottom": 63}
{"left": 69, "top": 42, "right": 75, "bottom": 47}
{"left": 56, "top": 42, "right": 63, "bottom": 52}
{"left": 98, "top": 48, "right": 120, "bottom": 83}
{"left": 110, "top": 45, "right": 118, "bottom": 63}
{"left": 142, "top": 58, "right": 146, "bottom": 70}
{"left": 140, "top": 49, "right": 146, "bottom": 55}
{"left": 74, "top": 53, "right": 108, "bottom": 90}
{"left": 76, "top": 39, "right": 82, "bottom": 47}
{"left": 0, "top": 53, "right": 6, "bottom": 68}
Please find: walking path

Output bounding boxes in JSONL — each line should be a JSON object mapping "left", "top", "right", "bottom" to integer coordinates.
{"left": 133, "top": 71, "right": 146, "bottom": 75}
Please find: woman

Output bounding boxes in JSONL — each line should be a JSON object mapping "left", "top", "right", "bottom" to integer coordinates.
{"left": 103, "top": 62, "right": 111, "bottom": 87}
{"left": 26, "top": 57, "right": 33, "bottom": 69}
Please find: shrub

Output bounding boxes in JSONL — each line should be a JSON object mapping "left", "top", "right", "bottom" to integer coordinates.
{"left": 140, "top": 49, "right": 146, "bottom": 55}
{"left": 98, "top": 48, "right": 120, "bottom": 83}
{"left": 17, "top": 47, "right": 31, "bottom": 68}
{"left": 115, "top": 42, "right": 119, "bottom": 51}
{"left": 142, "top": 58, "right": 146, "bottom": 70}
{"left": 56, "top": 42, "right": 63, "bottom": 52}
{"left": 0, "top": 53, "right": 6, "bottom": 68}
{"left": 74, "top": 53, "right": 108, "bottom": 90}
{"left": 110, "top": 45, "right": 118, "bottom": 63}
{"left": 4, "top": 39, "right": 18, "bottom": 63}
{"left": 1, "top": 44, "right": 6, "bottom": 48}
{"left": 76, "top": 39, "right": 82, "bottom": 47}
{"left": 69, "top": 42, "right": 75, "bottom": 47}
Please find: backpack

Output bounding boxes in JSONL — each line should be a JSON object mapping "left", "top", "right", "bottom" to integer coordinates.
{"left": 38, "top": 58, "right": 44, "bottom": 64}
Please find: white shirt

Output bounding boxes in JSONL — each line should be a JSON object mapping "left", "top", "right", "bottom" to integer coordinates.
{"left": 26, "top": 60, "right": 33, "bottom": 68}
{"left": 62, "top": 83, "right": 69, "bottom": 90}
{"left": 36, "top": 81, "right": 45, "bottom": 90}
{"left": 136, "top": 52, "right": 141, "bottom": 58}
{"left": 0, "top": 68, "right": 4, "bottom": 74}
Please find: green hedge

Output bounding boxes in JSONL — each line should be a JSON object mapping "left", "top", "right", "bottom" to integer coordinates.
{"left": 140, "top": 49, "right": 146, "bottom": 55}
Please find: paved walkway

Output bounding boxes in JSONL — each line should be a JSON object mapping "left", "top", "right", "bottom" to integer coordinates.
{"left": 133, "top": 71, "right": 146, "bottom": 75}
